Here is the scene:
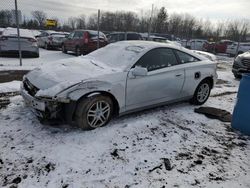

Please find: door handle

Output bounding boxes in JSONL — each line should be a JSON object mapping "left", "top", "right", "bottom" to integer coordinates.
{"left": 175, "top": 74, "right": 182, "bottom": 77}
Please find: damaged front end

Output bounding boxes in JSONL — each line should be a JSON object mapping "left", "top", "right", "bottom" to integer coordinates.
{"left": 21, "top": 78, "right": 68, "bottom": 121}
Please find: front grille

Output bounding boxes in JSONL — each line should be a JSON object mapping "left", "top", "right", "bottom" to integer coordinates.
{"left": 242, "top": 59, "right": 250, "bottom": 68}
{"left": 23, "top": 79, "right": 39, "bottom": 96}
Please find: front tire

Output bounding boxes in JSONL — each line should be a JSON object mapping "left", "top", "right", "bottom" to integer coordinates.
{"left": 190, "top": 80, "right": 212, "bottom": 105}
{"left": 75, "top": 46, "right": 82, "bottom": 56}
{"left": 234, "top": 73, "right": 241, "bottom": 79}
{"left": 75, "top": 95, "right": 113, "bottom": 130}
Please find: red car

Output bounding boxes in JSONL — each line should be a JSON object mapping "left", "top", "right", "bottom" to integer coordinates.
{"left": 203, "top": 40, "right": 234, "bottom": 54}
{"left": 62, "top": 30, "right": 108, "bottom": 56}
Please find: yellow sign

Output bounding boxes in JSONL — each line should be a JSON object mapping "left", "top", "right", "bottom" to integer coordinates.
{"left": 46, "top": 19, "right": 57, "bottom": 27}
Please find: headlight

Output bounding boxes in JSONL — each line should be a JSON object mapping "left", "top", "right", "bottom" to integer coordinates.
{"left": 234, "top": 56, "right": 241, "bottom": 63}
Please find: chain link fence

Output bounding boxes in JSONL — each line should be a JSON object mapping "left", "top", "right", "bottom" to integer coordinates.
{"left": 0, "top": 0, "right": 107, "bottom": 66}
{"left": 0, "top": 0, "right": 250, "bottom": 67}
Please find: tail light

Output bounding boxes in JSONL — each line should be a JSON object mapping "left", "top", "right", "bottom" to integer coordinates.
{"left": 0, "top": 36, "right": 8, "bottom": 41}
{"left": 83, "top": 32, "right": 89, "bottom": 44}
{"left": 28, "top": 38, "right": 37, "bottom": 43}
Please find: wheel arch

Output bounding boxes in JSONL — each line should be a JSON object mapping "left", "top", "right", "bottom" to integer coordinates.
{"left": 201, "top": 76, "right": 214, "bottom": 88}
{"left": 71, "top": 90, "right": 120, "bottom": 122}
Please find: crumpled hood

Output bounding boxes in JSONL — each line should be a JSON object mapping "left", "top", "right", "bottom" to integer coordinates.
{"left": 26, "top": 56, "right": 120, "bottom": 96}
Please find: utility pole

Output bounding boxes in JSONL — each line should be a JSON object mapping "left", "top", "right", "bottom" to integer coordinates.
{"left": 97, "top": 9, "right": 100, "bottom": 49}
{"left": 15, "top": 0, "right": 22, "bottom": 66}
{"left": 148, "top": 4, "right": 154, "bottom": 40}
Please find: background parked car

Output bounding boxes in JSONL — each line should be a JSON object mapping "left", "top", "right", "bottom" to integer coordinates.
{"left": 226, "top": 42, "right": 250, "bottom": 57}
{"left": 62, "top": 30, "right": 107, "bottom": 56}
{"left": 203, "top": 40, "right": 234, "bottom": 54}
{"left": 0, "top": 28, "right": 4, "bottom": 36}
{"left": 232, "top": 51, "right": 250, "bottom": 78}
{"left": 21, "top": 41, "right": 217, "bottom": 130}
{"left": 147, "top": 35, "right": 182, "bottom": 46}
{"left": 202, "top": 41, "right": 216, "bottom": 52}
{"left": 36, "top": 31, "right": 69, "bottom": 50}
{"left": 106, "top": 32, "right": 142, "bottom": 43}
{"left": 186, "top": 39, "right": 207, "bottom": 51}
{"left": 0, "top": 27, "right": 39, "bottom": 58}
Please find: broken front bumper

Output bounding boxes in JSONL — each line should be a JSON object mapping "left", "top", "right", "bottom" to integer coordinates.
{"left": 20, "top": 83, "right": 62, "bottom": 119}
{"left": 21, "top": 83, "right": 46, "bottom": 111}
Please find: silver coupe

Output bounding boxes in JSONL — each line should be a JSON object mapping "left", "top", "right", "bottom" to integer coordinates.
{"left": 21, "top": 41, "right": 217, "bottom": 130}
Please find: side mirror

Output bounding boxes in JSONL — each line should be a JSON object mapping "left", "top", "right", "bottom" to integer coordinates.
{"left": 131, "top": 66, "right": 148, "bottom": 77}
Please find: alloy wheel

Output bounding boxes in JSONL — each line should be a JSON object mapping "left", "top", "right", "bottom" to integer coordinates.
{"left": 197, "top": 83, "right": 210, "bottom": 103}
{"left": 87, "top": 100, "right": 111, "bottom": 128}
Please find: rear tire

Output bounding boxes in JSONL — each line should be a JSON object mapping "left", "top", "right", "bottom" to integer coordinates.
{"left": 190, "top": 79, "right": 212, "bottom": 105}
{"left": 45, "top": 43, "right": 50, "bottom": 50}
{"left": 62, "top": 45, "right": 67, "bottom": 54}
{"left": 75, "top": 95, "right": 113, "bottom": 130}
{"left": 33, "top": 53, "right": 39, "bottom": 58}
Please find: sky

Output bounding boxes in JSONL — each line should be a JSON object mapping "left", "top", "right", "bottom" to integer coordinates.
{"left": 1, "top": 0, "right": 250, "bottom": 23}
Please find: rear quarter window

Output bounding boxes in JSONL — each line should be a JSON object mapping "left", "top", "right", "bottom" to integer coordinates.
{"left": 175, "top": 50, "right": 200, "bottom": 64}
{"left": 88, "top": 31, "right": 106, "bottom": 39}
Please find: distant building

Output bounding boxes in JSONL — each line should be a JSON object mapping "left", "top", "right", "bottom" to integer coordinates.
{"left": 10, "top": 9, "right": 22, "bottom": 25}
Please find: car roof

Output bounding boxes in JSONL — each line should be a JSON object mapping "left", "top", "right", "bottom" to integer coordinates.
{"left": 86, "top": 40, "right": 208, "bottom": 71}
{"left": 108, "top": 32, "right": 140, "bottom": 35}
{"left": 110, "top": 40, "right": 207, "bottom": 60}
{"left": 2, "top": 28, "right": 35, "bottom": 38}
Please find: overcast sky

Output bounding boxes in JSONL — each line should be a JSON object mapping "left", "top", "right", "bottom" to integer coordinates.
{"left": 2, "top": 0, "right": 250, "bottom": 23}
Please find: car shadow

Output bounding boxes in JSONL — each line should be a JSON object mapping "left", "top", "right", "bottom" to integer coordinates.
{"left": 39, "top": 100, "right": 191, "bottom": 132}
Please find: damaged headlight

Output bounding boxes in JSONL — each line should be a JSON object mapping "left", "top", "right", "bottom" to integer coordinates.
{"left": 234, "top": 56, "right": 242, "bottom": 64}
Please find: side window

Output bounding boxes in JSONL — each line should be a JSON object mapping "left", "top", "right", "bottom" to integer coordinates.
{"left": 134, "top": 48, "right": 178, "bottom": 72}
{"left": 127, "top": 33, "right": 139, "bottom": 40}
{"left": 73, "top": 31, "right": 83, "bottom": 39}
{"left": 110, "top": 34, "right": 118, "bottom": 42}
{"left": 68, "top": 32, "right": 74, "bottom": 39}
{"left": 40, "top": 32, "right": 47, "bottom": 37}
{"left": 175, "top": 50, "right": 200, "bottom": 64}
{"left": 118, "top": 33, "right": 125, "bottom": 41}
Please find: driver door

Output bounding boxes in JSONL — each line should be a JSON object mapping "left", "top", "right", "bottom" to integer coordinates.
{"left": 125, "top": 48, "right": 185, "bottom": 111}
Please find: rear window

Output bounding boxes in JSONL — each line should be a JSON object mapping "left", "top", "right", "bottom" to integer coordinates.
{"left": 88, "top": 31, "right": 106, "bottom": 39}
{"left": 227, "top": 41, "right": 234, "bottom": 45}
{"left": 51, "top": 33, "right": 67, "bottom": 36}
{"left": 127, "top": 33, "right": 141, "bottom": 40}
{"left": 242, "top": 43, "right": 250, "bottom": 47}
{"left": 175, "top": 50, "right": 200, "bottom": 63}
{"left": 118, "top": 33, "right": 125, "bottom": 41}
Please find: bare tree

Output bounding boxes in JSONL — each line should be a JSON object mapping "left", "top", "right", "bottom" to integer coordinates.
{"left": 224, "top": 20, "right": 250, "bottom": 41}
{"left": 31, "top": 10, "right": 47, "bottom": 27}
{"left": 155, "top": 7, "right": 168, "bottom": 33}
{"left": 68, "top": 17, "right": 77, "bottom": 30}
{"left": 87, "top": 15, "right": 98, "bottom": 30}
{"left": 76, "top": 14, "right": 86, "bottom": 29}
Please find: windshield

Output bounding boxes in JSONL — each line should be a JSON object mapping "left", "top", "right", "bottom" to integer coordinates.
{"left": 86, "top": 43, "right": 147, "bottom": 70}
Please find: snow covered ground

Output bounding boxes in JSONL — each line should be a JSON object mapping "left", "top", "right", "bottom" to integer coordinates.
{"left": 0, "top": 48, "right": 74, "bottom": 70}
{"left": 0, "top": 52, "right": 250, "bottom": 188}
